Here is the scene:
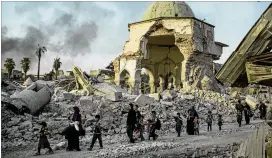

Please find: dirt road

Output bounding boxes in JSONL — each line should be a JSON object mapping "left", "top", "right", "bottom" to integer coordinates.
{"left": 3, "top": 120, "right": 263, "bottom": 158}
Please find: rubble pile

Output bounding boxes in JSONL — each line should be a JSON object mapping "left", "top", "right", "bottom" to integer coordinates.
{"left": 2, "top": 77, "right": 266, "bottom": 157}
{"left": 1, "top": 85, "right": 239, "bottom": 151}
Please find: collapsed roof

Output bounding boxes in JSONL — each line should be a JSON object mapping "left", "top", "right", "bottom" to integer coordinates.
{"left": 216, "top": 3, "right": 272, "bottom": 87}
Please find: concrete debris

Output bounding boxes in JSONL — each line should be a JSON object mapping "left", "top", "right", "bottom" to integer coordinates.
{"left": 2, "top": 76, "right": 271, "bottom": 157}
{"left": 93, "top": 83, "right": 128, "bottom": 95}
{"left": 122, "top": 93, "right": 137, "bottom": 100}
{"left": 10, "top": 83, "right": 52, "bottom": 115}
{"left": 179, "top": 94, "right": 195, "bottom": 100}
{"left": 134, "top": 94, "right": 155, "bottom": 106}
{"left": 161, "top": 90, "right": 178, "bottom": 100}
{"left": 148, "top": 93, "right": 160, "bottom": 101}
{"left": 23, "top": 77, "right": 34, "bottom": 87}
{"left": 105, "top": 92, "right": 122, "bottom": 101}
{"left": 63, "top": 92, "right": 75, "bottom": 101}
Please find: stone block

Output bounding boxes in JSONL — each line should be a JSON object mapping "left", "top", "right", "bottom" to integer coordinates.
{"left": 105, "top": 92, "right": 122, "bottom": 101}
{"left": 160, "top": 100, "right": 173, "bottom": 106}
{"left": 133, "top": 94, "right": 155, "bottom": 106}
{"left": 148, "top": 93, "right": 160, "bottom": 101}
{"left": 161, "top": 90, "right": 177, "bottom": 100}
{"left": 63, "top": 92, "right": 74, "bottom": 100}
{"left": 179, "top": 94, "right": 195, "bottom": 100}
{"left": 122, "top": 93, "right": 137, "bottom": 100}
{"left": 79, "top": 96, "right": 94, "bottom": 108}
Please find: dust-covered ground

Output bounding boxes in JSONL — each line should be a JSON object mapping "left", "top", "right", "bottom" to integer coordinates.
{"left": 2, "top": 120, "right": 263, "bottom": 158}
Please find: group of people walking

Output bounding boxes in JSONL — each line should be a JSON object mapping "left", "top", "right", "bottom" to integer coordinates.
{"left": 34, "top": 100, "right": 269, "bottom": 155}
{"left": 235, "top": 99, "right": 268, "bottom": 127}
{"left": 123, "top": 103, "right": 161, "bottom": 143}
{"left": 35, "top": 106, "right": 102, "bottom": 155}
{"left": 235, "top": 99, "right": 270, "bottom": 127}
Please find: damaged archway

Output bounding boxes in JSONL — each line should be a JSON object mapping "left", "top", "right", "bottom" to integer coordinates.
{"left": 164, "top": 73, "right": 176, "bottom": 90}
{"left": 120, "top": 69, "right": 130, "bottom": 91}
{"left": 140, "top": 23, "right": 184, "bottom": 92}
{"left": 139, "top": 68, "right": 155, "bottom": 94}
{"left": 156, "top": 75, "right": 165, "bottom": 93}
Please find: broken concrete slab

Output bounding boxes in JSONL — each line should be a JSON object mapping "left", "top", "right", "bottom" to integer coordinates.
{"left": 179, "top": 94, "right": 195, "bottom": 100}
{"left": 10, "top": 84, "right": 52, "bottom": 115}
{"left": 133, "top": 94, "right": 155, "bottom": 106}
{"left": 63, "top": 92, "right": 74, "bottom": 100}
{"left": 122, "top": 93, "right": 137, "bottom": 100}
{"left": 148, "top": 93, "right": 160, "bottom": 101}
{"left": 93, "top": 82, "right": 128, "bottom": 94}
{"left": 105, "top": 92, "right": 122, "bottom": 101}
{"left": 160, "top": 100, "right": 173, "bottom": 106}
{"left": 35, "top": 80, "right": 55, "bottom": 88}
{"left": 23, "top": 77, "right": 34, "bottom": 87}
{"left": 161, "top": 90, "right": 177, "bottom": 100}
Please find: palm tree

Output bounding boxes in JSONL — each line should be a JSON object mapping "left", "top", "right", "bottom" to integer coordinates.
{"left": 4, "top": 58, "right": 16, "bottom": 80}
{"left": 36, "top": 44, "right": 47, "bottom": 80}
{"left": 53, "top": 57, "right": 62, "bottom": 80}
{"left": 20, "top": 58, "right": 31, "bottom": 80}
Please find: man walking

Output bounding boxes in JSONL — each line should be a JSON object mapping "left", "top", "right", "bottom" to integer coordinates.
{"left": 259, "top": 101, "right": 267, "bottom": 120}
{"left": 244, "top": 102, "right": 251, "bottom": 125}
{"left": 88, "top": 115, "right": 103, "bottom": 151}
{"left": 126, "top": 103, "right": 137, "bottom": 143}
{"left": 149, "top": 111, "right": 159, "bottom": 140}
{"left": 175, "top": 113, "right": 183, "bottom": 137}
{"left": 236, "top": 100, "right": 243, "bottom": 127}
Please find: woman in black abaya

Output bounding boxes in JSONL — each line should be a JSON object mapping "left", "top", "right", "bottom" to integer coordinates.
{"left": 186, "top": 106, "right": 198, "bottom": 135}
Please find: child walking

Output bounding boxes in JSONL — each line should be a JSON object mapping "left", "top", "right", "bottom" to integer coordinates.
{"left": 175, "top": 113, "right": 183, "bottom": 137}
{"left": 218, "top": 114, "right": 223, "bottom": 131}
{"left": 146, "top": 118, "right": 151, "bottom": 135}
{"left": 88, "top": 115, "right": 103, "bottom": 151}
{"left": 194, "top": 117, "right": 199, "bottom": 135}
{"left": 35, "top": 122, "right": 53, "bottom": 155}
{"left": 206, "top": 111, "right": 213, "bottom": 131}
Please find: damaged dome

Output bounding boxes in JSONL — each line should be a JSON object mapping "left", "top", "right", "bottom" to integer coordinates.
{"left": 142, "top": 1, "right": 195, "bottom": 21}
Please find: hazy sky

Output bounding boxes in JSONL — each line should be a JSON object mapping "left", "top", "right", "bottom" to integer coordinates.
{"left": 1, "top": 1, "right": 270, "bottom": 74}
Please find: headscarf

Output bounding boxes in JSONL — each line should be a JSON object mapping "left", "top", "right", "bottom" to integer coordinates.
{"left": 72, "top": 106, "right": 80, "bottom": 121}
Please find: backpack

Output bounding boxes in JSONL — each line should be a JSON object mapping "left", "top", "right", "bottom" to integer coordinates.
{"left": 248, "top": 109, "right": 253, "bottom": 117}
{"left": 156, "top": 118, "right": 161, "bottom": 130}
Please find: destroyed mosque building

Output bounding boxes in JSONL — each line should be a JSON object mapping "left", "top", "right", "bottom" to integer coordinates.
{"left": 113, "top": 1, "right": 228, "bottom": 95}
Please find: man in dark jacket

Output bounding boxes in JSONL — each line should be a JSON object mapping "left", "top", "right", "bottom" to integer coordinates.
{"left": 235, "top": 100, "right": 243, "bottom": 127}
{"left": 126, "top": 103, "right": 136, "bottom": 143}
{"left": 244, "top": 103, "right": 251, "bottom": 125}
{"left": 135, "top": 105, "right": 141, "bottom": 127}
{"left": 88, "top": 115, "right": 103, "bottom": 151}
{"left": 259, "top": 101, "right": 267, "bottom": 120}
{"left": 149, "top": 111, "right": 158, "bottom": 140}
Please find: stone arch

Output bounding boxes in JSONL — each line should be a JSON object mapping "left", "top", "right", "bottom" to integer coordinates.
{"left": 140, "top": 67, "right": 155, "bottom": 94}
{"left": 164, "top": 73, "right": 176, "bottom": 90}
{"left": 120, "top": 69, "right": 130, "bottom": 91}
{"left": 157, "top": 74, "right": 165, "bottom": 93}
